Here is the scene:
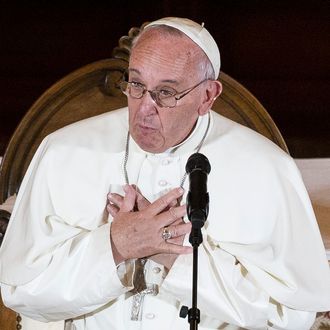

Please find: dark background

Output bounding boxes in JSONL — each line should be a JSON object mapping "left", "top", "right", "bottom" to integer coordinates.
{"left": 0, "top": 0, "right": 329, "bottom": 158}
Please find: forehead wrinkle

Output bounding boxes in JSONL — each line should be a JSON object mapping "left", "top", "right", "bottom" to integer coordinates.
{"left": 130, "top": 34, "right": 202, "bottom": 83}
{"left": 133, "top": 46, "right": 188, "bottom": 70}
{"left": 128, "top": 67, "right": 178, "bottom": 85}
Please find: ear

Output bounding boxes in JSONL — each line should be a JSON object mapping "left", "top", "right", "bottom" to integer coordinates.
{"left": 198, "top": 80, "right": 223, "bottom": 116}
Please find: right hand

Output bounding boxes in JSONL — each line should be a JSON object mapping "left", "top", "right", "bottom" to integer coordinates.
{"left": 108, "top": 185, "right": 192, "bottom": 265}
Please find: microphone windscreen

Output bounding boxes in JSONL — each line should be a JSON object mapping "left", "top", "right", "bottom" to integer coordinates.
{"left": 186, "top": 153, "right": 211, "bottom": 175}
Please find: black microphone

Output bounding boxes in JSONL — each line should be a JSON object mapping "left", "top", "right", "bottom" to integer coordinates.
{"left": 186, "top": 153, "right": 211, "bottom": 229}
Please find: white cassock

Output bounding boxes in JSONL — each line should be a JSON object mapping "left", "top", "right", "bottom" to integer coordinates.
{"left": 0, "top": 108, "right": 329, "bottom": 330}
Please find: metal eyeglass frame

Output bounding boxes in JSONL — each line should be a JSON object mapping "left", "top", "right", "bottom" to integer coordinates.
{"left": 119, "top": 79, "right": 209, "bottom": 108}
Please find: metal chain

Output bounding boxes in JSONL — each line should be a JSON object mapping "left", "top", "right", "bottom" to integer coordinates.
{"left": 123, "top": 131, "right": 130, "bottom": 185}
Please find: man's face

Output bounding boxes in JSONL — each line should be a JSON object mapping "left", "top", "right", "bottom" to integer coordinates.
{"left": 127, "top": 29, "right": 208, "bottom": 153}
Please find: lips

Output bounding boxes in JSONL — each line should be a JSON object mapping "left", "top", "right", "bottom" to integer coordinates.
{"left": 138, "top": 124, "right": 158, "bottom": 131}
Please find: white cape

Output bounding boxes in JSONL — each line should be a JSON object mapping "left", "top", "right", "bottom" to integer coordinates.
{"left": 0, "top": 108, "right": 329, "bottom": 328}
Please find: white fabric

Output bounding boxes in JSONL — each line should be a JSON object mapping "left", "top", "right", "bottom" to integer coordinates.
{"left": 0, "top": 108, "right": 329, "bottom": 329}
{"left": 145, "top": 17, "right": 221, "bottom": 78}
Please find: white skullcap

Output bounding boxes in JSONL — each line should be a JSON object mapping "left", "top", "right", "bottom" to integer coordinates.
{"left": 145, "top": 17, "right": 221, "bottom": 78}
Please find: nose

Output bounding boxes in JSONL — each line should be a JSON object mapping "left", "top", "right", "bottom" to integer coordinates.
{"left": 137, "top": 90, "right": 158, "bottom": 114}
{"left": 146, "top": 90, "right": 159, "bottom": 105}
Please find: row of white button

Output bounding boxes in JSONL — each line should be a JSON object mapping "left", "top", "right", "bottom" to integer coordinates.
{"left": 145, "top": 313, "right": 155, "bottom": 319}
{"left": 161, "top": 159, "right": 171, "bottom": 166}
{"left": 143, "top": 265, "right": 162, "bottom": 320}
{"left": 153, "top": 266, "right": 161, "bottom": 274}
{"left": 158, "top": 179, "right": 168, "bottom": 187}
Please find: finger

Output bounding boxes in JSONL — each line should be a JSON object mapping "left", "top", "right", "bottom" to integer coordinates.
{"left": 167, "top": 222, "right": 191, "bottom": 239}
{"left": 160, "top": 222, "right": 191, "bottom": 245}
{"left": 146, "top": 188, "right": 184, "bottom": 216}
{"left": 157, "top": 205, "right": 186, "bottom": 227}
{"left": 170, "top": 217, "right": 185, "bottom": 226}
{"left": 107, "top": 203, "right": 119, "bottom": 217}
{"left": 159, "top": 242, "right": 193, "bottom": 255}
{"left": 108, "top": 193, "right": 124, "bottom": 208}
{"left": 165, "top": 237, "right": 184, "bottom": 245}
{"left": 134, "top": 187, "right": 151, "bottom": 210}
{"left": 167, "top": 198, "right": 179, "bottom": 209}
{"left": 120, "top": 185, "right": 137, "bottom": 212}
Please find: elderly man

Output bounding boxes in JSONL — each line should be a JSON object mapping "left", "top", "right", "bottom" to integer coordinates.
{"left": 0, "top": 17, "right": 329, "bottom": 330}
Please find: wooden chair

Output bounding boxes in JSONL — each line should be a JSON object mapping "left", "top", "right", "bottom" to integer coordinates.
{"left": 0, "top": 23, "right": 288, "bottom": 329}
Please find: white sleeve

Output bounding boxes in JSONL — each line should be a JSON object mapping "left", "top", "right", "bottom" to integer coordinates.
{"left": 161, "top": 238, "right": 316, "bottom": 329}
{"left": 0, "top": 134, "right": 136, "bottom": 322}
{"left": 1, "top": 222, "right": 133, "bottom": 322}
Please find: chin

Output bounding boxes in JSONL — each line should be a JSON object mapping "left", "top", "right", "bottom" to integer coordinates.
{"left": 136, "top": 138, "right": 166, "bottom": 153}
{"left": 138, "top": 142, "right": 165, "bottom": 154}
{"left": 133, "top": 131, "right": 166, "bottom": 153}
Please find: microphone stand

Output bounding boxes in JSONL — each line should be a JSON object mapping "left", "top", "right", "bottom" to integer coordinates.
{"left": 180, "top": 220, "right": 204, "bottom": 329}
{"left": 181, "top": 152, "right": 210, "bottom": 329}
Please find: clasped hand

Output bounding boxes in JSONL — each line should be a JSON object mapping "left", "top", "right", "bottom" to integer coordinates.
{"left": 107, "top": 185, "right": 192, "bottom": 269}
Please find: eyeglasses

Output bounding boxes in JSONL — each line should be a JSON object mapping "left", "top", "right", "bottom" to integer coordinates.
{"left": 119, "top": 79, "right": 208, "bottom": 108}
